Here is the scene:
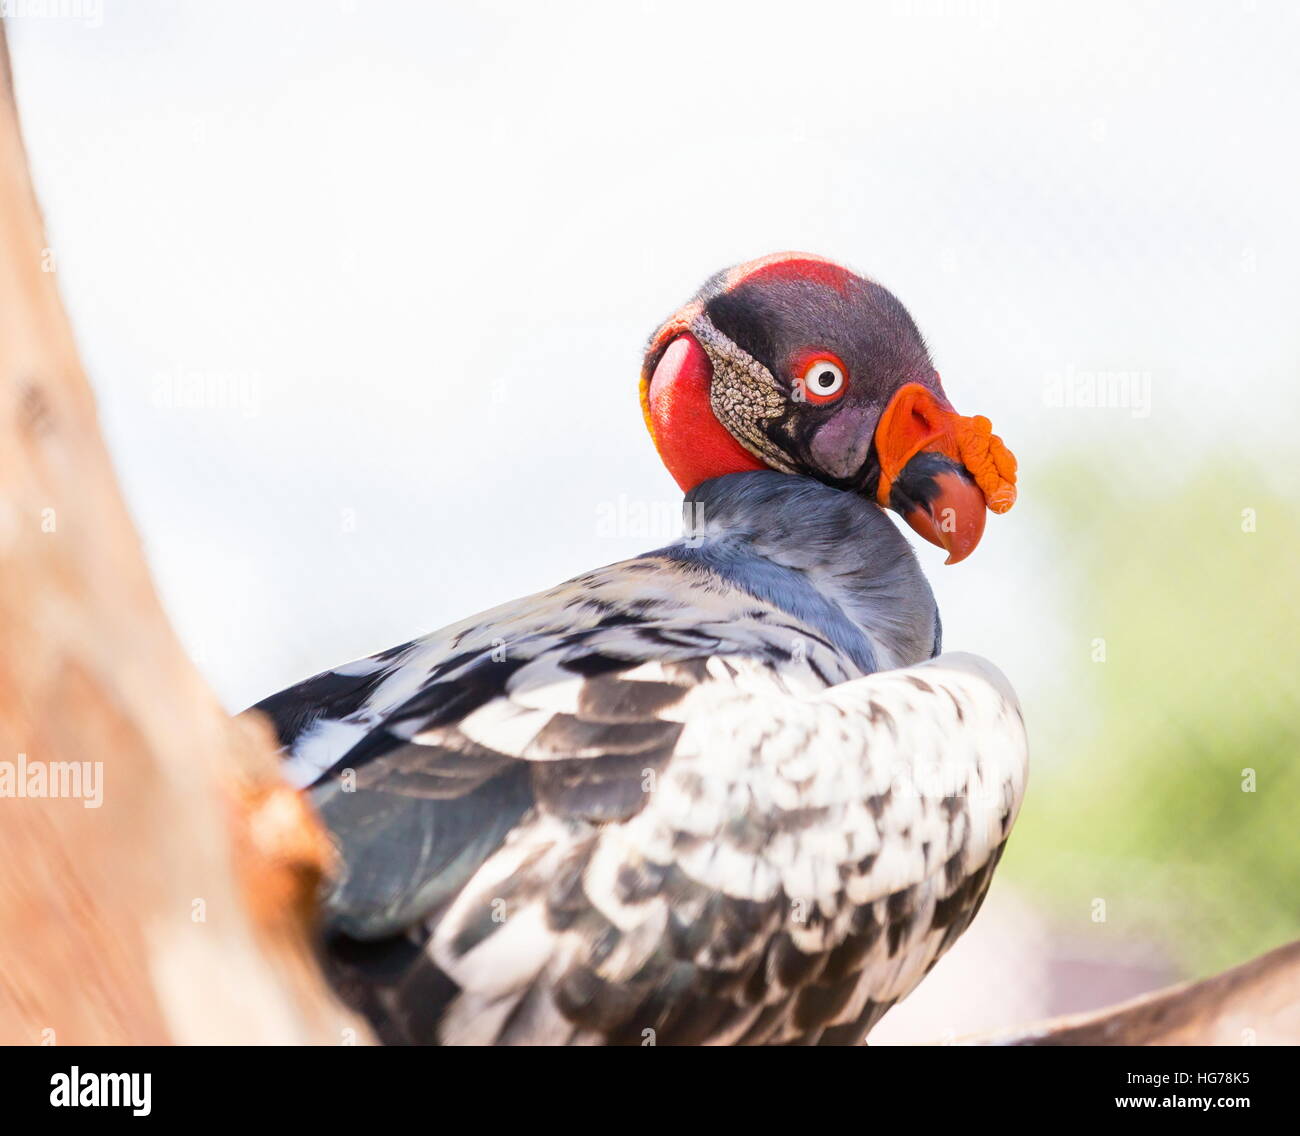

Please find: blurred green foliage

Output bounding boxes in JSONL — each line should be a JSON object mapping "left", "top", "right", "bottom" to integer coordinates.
{"left": 1003, "top": 454, "right": 1300, "bottom": 978}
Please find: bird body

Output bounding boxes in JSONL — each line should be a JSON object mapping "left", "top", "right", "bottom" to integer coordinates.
{"left": 252, "top": 253, "right": 1028, "bottom": 1045}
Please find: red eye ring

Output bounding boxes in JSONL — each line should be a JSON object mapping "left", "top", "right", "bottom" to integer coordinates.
{"left": 794, "top": 351, "right": 849, "bottom": 404}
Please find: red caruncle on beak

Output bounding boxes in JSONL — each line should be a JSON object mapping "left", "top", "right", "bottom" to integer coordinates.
{"left": 873, "top": 382, "right": 1018, "bottom": 564}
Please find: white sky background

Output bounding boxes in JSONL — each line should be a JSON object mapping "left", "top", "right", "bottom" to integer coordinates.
{"left": 8, "top": 0, "right": 1300, "bottom": 721}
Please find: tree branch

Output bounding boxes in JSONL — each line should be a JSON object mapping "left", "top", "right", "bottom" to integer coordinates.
{"left": 960, "top": 939, "right": 1300, "bottom": 1046}
{"left": 0, "top": 21, "right": 368, "bottom": 1045}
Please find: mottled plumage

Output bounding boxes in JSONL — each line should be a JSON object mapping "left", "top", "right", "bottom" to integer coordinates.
{"left": 255, "top": 474, "right": 1026, "bottom": 1044}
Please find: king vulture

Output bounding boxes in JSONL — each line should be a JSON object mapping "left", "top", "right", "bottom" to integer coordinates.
{"left": 250, "top": 252, "right": 1027, "bottom": 1046}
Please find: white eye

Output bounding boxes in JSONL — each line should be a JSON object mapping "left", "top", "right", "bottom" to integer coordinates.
{"left": 802, "top": 359, "right": 845, "bottom": 401}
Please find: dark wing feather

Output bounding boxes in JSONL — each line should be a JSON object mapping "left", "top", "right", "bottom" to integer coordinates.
{"left": 254, "top": 662, "right": 396, "bottom": 751}
{"left": 301, "top": 647, "right": 696, "bottom": 940}
{"left": 314, "top": 761, "right": 534, "bottom": 941}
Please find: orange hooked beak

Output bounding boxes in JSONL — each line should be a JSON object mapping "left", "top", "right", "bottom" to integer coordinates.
{"left": 873, "top": 383, "right": 1018, "bottom": 564}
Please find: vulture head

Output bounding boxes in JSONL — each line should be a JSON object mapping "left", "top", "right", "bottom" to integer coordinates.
{"left": 641, "top": 252, "right": 1018, "bottom": 563}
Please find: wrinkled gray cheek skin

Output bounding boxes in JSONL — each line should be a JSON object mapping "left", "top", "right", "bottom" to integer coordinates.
{"left": 808, "top": 402, "right": 881, "bottom": 480}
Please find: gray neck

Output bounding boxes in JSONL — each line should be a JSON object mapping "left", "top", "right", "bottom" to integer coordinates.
{"left": 669, "top": 471, "right": 939, "bottom": 673}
